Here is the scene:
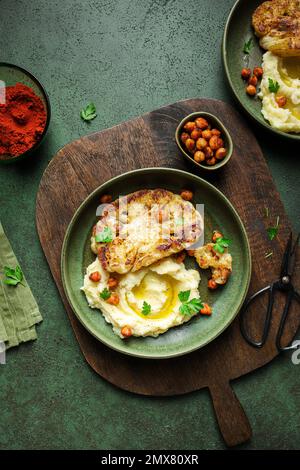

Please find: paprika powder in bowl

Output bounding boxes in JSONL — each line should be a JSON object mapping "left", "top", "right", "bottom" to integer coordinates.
{"left": 0, "top": 63, "right": 50, "bottom": 164}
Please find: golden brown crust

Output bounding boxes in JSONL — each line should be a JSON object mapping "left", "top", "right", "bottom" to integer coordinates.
{"left": 252, "top": 0, "right": 300, "bottom": 56}
{"left": 92, "top": 189, "right": 203, "bottom": 274}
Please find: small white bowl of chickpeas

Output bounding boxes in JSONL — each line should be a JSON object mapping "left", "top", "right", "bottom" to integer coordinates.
{"left": 175, "top": 112, "right": 233, "bottom": 171}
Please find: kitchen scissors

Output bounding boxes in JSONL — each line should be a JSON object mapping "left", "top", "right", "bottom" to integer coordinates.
{"left": 240, "top": 232, "right": 300, "bottom": 351}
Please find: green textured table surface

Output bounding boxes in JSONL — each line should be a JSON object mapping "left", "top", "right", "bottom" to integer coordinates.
{"left": 0, "top": 0, "right": 299, "bottom": 450}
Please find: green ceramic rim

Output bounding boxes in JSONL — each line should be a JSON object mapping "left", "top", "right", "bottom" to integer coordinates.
{"left": 0, "top": 62, "right": 51, "bottom": 164}
{"left": 61, "top": 167, "right": 252, "bottom": 359}
{"left": 175, "top": 111, "right": 233, "bottom": 171}
{"left": 222, "top": 0, "right": 300, "bottom": 141}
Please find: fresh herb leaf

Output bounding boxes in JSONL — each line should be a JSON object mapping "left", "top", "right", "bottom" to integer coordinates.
{"left": 243, "top": 38, "right": 253, "bottom": 54}
{"left": 3, "top": 265, "right": 24, "bottom": 287}
{"left": 178, "top": 290, "right": 203, "bottom": 316}
{"left": 80, "top": 102, "right": 97, "bottom": 121}
{"left": 268, "top": 78, "right": 280, "bottom": 94}
{"left": 179, "top": 298, "right": 204, "bottom": 316}
{"left": 213, "top": 237, "right": 231, "bottom": 254}
{"left": 265, "top": 251, "right": 273, "bottom": 259}
{"left": 100, "top": 288, "right": 111, "bottom": 300}
{"left": 178, "top": 290, "right": 190, "bottom": 303}
{"left": 142, "top": 301, "right": 151, "bottom": 316}
{"left": 95, "top": 226, "right": 113, "bottom": 243}
{"left": 267, "top": 216, "right": 280, "bottom": 241}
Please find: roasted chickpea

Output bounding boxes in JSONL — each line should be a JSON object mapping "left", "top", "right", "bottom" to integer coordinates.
{"left": 175, "top": 251, "right": 186, "bottom": 263}
{"left": 204, "top": 146, "right": 213, "bottom": 159}
{"left": 180, "top": 132, "right": 189, "bottom": 143}
{"left": 89, "top": 271, "right": 101, "bottom": 282}
{"left": 195, "top": 117, "right": 209, "bottom": 129}
{"left": 208, "top": 279, "right": 218, "bottom": 290}
{"left": 202, "top": 129, "right": 212, "bottom": 140}
{"left": 200, "top": 303, "right": 212, "bottom": 315}
{"left": 196, "top": 137, "right": 208, "bottom": 150}
{"left": 106, "top": 293, "right": 120, "bottom": 306}
{"left": 253, "top": 66, "right": 263, "bottom": 79}
{"left": 194, "top": 150, "right": 205, "bottom": 163}
{"left": 275, "top": 95, "right": 287, "bottom": 108}
{"left": 121, "top": 326, "right": 133, "bottom": 338}
{"left": 211, "top": 128, "right": 221, "bottom": 136}
{"left": 248, "top": 75, "right": 258, "bottom": 87}
{"left": 184, "top": 121, "right": 196, "bottom": 132}
{"left": 206, "top": 157, "right": 217, "bottom": 166}
{"left": 246, "top": 84, "right": 256, "bottom": 96}
{"left": 209, "top": 136, "right": 223, "bottom": 150}
{"left": 100, "top": 194, "right": 112, "bottom": 204}
{"left": 241, "top": 68, "right": 251, "bottom": 80}
{"left": 215, "top": 147, "right": 227, "bottom": 160}
{"left": 212, "top": 230, "right": 223, "bottom": 243}
{"left": 180, "top": 189, "right": 193, "bottom": 201}
{"left": 185, "top": 138, "right": 195, "bottom": 152}
{"left": 190, "top": 128, "right": 202, "bottom": 140}
{"left": 108, "top": 277, "right": 119, "bottom": 288}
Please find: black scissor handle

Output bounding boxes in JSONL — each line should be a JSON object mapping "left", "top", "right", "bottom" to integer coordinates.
{"left": 240, "top": 284, "right": 275, "bottom": 348}
{"left": 276, "top": 288, "right": 300, "bottom": 351}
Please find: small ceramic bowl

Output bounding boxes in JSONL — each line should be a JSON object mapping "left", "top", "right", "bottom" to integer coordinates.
{"left": 0, "top": 63, "right": 51, "bottom": 165}
{"left": 175, "top": 111, "right": 233, "bottom": 172}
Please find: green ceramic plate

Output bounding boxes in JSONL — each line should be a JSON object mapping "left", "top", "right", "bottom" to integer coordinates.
{"left": 61, "top": 168, "right": 251, "bottom": 359}
{"left": 222, "top": 0, "right": 300, "bottom": 141}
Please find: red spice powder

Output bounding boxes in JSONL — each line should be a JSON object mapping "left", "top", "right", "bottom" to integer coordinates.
{"left": 0, "top": 82, "right": 47, "bottom": 158}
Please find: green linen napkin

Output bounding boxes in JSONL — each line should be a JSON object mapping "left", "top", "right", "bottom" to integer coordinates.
{"left": 0, "top": 222, "right": 42, "bottom": 349}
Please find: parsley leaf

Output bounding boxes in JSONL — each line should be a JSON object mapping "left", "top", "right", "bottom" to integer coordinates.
{"left": 243, "top": 38, "right": 253, "bottom": 54}
{"left": 268, "top": 78, "right": 280, "bottom": 94}
{"left": 80, "top": 102, "right": 97, "bottom": 121}
{"left": 179, "top": 298, "right": 204, "bottom": 316}
{"left": 142, "top": 301, "right": 151, "bottom": 316}
{"left": 100, "top": 288, "right": 111, "bottom": 300}
{"left": 178, "top": 290, "right": 203, "bottom": 316}
{"left": 3, "top": 265, "right": 24, "bottom": 287}
{"left": 213, "top": 237, "right": 231, "bottom": 254}
{"left": 95, "top": 227, "right": 113, "bottom": 243}
{"left": 267, "top": 216, "right": 280, "bottom": 241}
{"left": 178, "top": 290, "right": 190, "bottom": 303}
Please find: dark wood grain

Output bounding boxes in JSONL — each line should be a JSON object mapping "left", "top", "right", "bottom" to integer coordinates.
{"left": 36, "top": 99, "right": 300, "bottom": 447}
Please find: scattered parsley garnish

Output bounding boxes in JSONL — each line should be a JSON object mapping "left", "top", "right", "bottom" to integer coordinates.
{"left": 142, "top": 301, "right": 151, "bottom": 316}
{"left": 80, "top": 102, "right": 97, "bottom": 121}
{"left": 178, "top": 290, "right": 203, "bottom": 316}
{"left": 268, "top": 78, "right": 280, "bottom": 94}
{"left": 100, "top": 288, "right": 111, "bottom": 300}
{"left": 243, "top": 38, "right": 253, "bottom": 54}
{"left": 178, "top": 290, "right": 190, "bottom": 303}
{"left": 267, "top": 216, "right": 280, "bottom": 241}
{"left": 213, "top": 237, "right": 231, "bottom": 254}
{"left": 95, "top": 227, "right": 113, "bottom": 243}
{"left": 3, "top": 265, "right": 24, "bottom": 286}
{"left": 265, "top": 251, "right": 273, "bottom": 259}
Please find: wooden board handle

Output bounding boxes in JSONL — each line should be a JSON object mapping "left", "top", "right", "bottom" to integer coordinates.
{"left": 209, "top": 381, "right": 252, "bottom": 447}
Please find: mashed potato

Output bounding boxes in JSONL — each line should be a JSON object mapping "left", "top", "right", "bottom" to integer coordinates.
{"left": 82, "top": 256, "right": 201, "bottom": 338}
{"left": 259, "top": 51, "right": 300, "bottom": 133}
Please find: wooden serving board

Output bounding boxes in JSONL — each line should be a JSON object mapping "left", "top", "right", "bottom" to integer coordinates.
{"left": 36, "top": 99, "right": 300, "bottom": 447}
